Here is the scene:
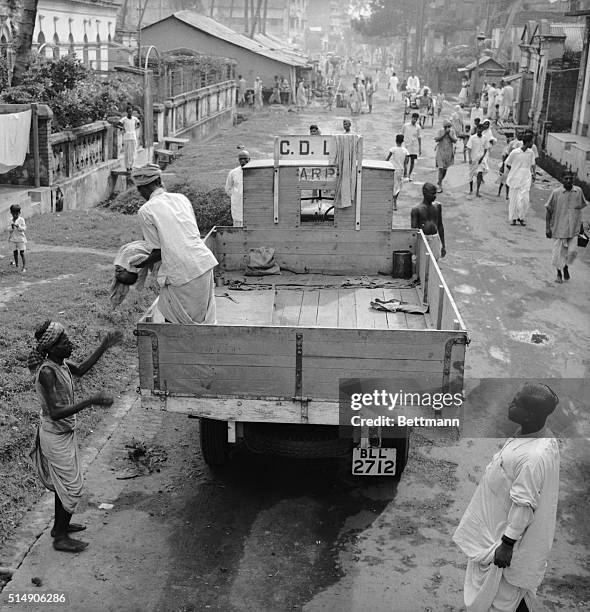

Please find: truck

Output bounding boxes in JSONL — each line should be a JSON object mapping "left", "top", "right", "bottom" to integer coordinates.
{"left": 135, "top": 135, "right": 468, "bottom": 477}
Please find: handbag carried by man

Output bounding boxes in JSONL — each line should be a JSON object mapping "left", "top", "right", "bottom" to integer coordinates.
{"left": 578, "top": 223, "right": 589, "bottom": 248}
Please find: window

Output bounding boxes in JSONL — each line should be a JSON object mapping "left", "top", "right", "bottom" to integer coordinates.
{"left": 37, "top": 31, "right": 46, "bottom": 57}
{"left": 95, "top": 34, "right": 101, "bottom": 70}
{"left": 300, "top": 189, "right": 335, "bottom": 225}
{"left": 52, "top": 33, "right": 60, "bottom": 60}
{"left": 83, "top": 34, "right": 89, "bottom": 66}
{"left": 68, "top": 33, "right": 74, "bottom": 55}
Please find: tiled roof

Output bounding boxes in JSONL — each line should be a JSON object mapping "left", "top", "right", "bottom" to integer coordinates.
{"left": 147, "top": 11, "right": 310, "bottom": 68}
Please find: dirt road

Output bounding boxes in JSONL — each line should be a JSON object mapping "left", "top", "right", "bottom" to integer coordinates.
{"left": 1, "top": 90, "right": 589, "bottom": 612}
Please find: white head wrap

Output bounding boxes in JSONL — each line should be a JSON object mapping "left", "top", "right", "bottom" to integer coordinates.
{"left": 131, "top": 164, "right": 162, "bottom": 186}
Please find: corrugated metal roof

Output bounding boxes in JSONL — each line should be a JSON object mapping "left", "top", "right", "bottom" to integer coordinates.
{"left": 162, "top": 11, "right": 310, "bottom": 68}
{"left": 459, "top": 56, "right": 506, "bottom": 72}
{"left": 550, "top": 22, "right": 586, "bottom": 51}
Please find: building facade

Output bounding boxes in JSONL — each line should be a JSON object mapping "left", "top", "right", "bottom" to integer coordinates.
{"left": 0, "top": 0, "right": 121, "bottom": 72}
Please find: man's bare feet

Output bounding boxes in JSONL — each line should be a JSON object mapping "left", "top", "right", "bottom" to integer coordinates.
{"left": 50, "top": 523, "right": 86, "bottom": 538}
{"left": 518, "top": 218, "right": 526, "bottom": 226}
{"left": 511, "top": 220, "right": 517, "bottom": 226}
{"left": 556, "top": 271, "right": 563, "bottom": 283}
{"left": 563, "top": 265, "right": 570, "bottom": 280}
{"left": 53, "top": 535, "right": 89, "bottom": 553}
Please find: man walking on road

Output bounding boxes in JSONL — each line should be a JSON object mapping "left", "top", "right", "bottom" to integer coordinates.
{"left": 237, "top": 75, "right": 246, "bottom": 107}
{"left": 28, "top": 322, "right": 122, "bottom": 553}
{"left": 132, "top": 164, "right": 218, "bottom": 325}
{"left": 434, "top": 119, "right": 457, "bottom": 193}
{"left": 388, "top": 72, "right": 399, "bottom": 102}
{"left": 545, "top": 170, "right": 587, "bottom": 283}
{"left": 453, "top": 383, "right": 560, "bottom": 612}
{"left": 402, "top": 113, "right": 422, "bottom": 181}
{"left": 225, "top": 149, "right": 251, "bottom": 227}
{"left": 117, "top": 106, "right": 140, "bottom": 172}
{"left": 411, "top": 183, "right": 446, "bottom": 260}
{"left": 466, "top": 124, "right": 490, "bottom": 197}
{"left": 505, "top": 134, "right": 536, "bottom": 226}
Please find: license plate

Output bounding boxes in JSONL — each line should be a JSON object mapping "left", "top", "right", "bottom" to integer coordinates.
{"left": 352, "top": 448, "right": 396, "bottom": 476}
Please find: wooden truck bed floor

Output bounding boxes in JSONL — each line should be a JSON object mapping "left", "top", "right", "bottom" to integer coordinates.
{"left": 215, "top": 273, "right": 429, "bottom": 330}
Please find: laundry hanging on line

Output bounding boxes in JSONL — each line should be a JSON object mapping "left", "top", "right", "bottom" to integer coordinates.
{"left": 0, "top": 110, "right": 32, "bottom": 174}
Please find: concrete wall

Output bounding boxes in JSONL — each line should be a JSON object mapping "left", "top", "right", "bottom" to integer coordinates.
{"left": 141, "top": 18, "right": 297, "bottom": 87}
{"left": 545, "top": 133, "right": 590, "bottom": 184}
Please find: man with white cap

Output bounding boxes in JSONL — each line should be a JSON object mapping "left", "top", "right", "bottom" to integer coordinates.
{"left": 453, "top": 383, "right": 560, "bottom": 612}
{"left": 225, "top": 149, "right": 250, "bottom": 227}
{"left": 132, "top": 164, "right": 218, "bottom": 325}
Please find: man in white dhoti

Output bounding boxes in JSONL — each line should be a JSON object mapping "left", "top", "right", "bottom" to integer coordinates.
{"left": 545, "top": 170, "right": 587, "bottom": 283}
{"left": 505, "top": 134, "right": 536, "bottom": 226}
{"left": 225, "top": 149, "right": 250, "bottom": 227}
{"left": 117, "top": 106, "right": 141, "bottom": 172}
{"left": 132, "top": 164, "right": 218, "bottom": 324}
{"left": 28, "top": 321, "right": 122, "bottom": 552}
{"left": 453, "top": 383, "right": 560, "bottom": 612}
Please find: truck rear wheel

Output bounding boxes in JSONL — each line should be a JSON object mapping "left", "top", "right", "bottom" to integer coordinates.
{"left": 382, "top": 427, "right": 410, "bottom": 477}
{"left": 200, "top": 418, "right": 228, "bottom": 466}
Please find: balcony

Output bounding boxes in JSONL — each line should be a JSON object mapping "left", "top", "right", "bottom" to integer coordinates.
{"left": 565, "top": 0, "right": 590, "bottom": 15}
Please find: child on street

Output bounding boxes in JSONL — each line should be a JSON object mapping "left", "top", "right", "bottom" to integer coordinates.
{"left": 386, "top": 134, "right": 409, "bottom": 212}
{"left": 9, "top": 204, "right": 27, "bottom": 272}
{"left": 497, "top": 134, "right": 513, "bottom": 200}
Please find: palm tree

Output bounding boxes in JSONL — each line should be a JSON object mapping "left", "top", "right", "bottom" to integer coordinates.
{"left": 11, "top": 0, "right": 39, "bottom": 86}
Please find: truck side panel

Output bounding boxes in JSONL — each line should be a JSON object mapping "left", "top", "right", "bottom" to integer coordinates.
{"left": 137, "top": 324, "right": 466, "bottom": 403}
{"left": 213, "top": 227, "right": 418, "bottom": 275}
{"left": 300, "top": 328, "right": 466, "bottom": 400}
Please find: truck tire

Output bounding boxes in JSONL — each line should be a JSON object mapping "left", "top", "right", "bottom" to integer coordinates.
{"left": 200, "top": 418, "right": 228, "bottom": 466}
{"left": 382, "top": 427, "right": 410, "bottom": 478}
{"left": 244, "top": 423, "right": 351, "bottom": 458}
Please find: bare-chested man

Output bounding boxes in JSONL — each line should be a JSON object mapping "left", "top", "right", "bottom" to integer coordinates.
{"left": 410, "top": 182, "right": 446, "bottom": 260}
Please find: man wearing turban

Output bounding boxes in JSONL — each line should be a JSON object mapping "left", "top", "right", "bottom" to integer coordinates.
{"left": 28, "top": 321, "right": 122, "bottom": 552}
{"left": 453, "top": 384, "right": 560, "bottom": 612}
{"left": 131, "top": 164, "right": 218, "bottom": 324}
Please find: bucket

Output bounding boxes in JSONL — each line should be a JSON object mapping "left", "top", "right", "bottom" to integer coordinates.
{"left": 392, "top": 250, "right": 413, "bottom": 279}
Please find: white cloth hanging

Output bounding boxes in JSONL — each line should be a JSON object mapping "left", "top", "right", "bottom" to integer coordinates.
{"left": 0, "top": 110, "right": 32, "bottom": 174}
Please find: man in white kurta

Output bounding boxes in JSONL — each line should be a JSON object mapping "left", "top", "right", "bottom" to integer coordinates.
{"left": 500, "top": 82, "right": 515, "bottom": 120}
{"left": 225, "top": 150, "right": 250, "bottom": 227}
{"left": 132, "top": 164, "right": 218, "bottom": 325}
{"left": 505, "top": 136, "right": 536, "bottom": 225}
{"left": 453, "top": 384, "right": 560, "bottom": 612}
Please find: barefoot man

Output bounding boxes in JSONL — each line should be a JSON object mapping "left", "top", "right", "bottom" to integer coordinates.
{"left": 28, "top": 321, "right": 122, "bottom": 552}
{"left": 411, "top": 183, "right": 446, "bottom": 260}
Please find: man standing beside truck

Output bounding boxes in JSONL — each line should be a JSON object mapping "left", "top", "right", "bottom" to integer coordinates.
{"left": 132, "top": 164, "right": 218, "bottom": 324}
{"left": 410, "top": 183, "right": 446, "bottom": 260}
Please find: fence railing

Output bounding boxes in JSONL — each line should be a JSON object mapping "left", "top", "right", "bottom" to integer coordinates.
{"left": 154, "top": 80, "right": 236, "bottom": 141}
{"left": 50, "top": 121, "right": 112, "bottom": 181}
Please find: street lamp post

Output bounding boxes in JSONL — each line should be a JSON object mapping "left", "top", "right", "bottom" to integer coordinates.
{"left": 472, "top": 31, "right": 486, "bottom": 104}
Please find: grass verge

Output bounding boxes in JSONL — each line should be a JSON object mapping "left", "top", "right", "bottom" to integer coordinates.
{"left": 0, "top": 209, "right": 155, "bottom": 546}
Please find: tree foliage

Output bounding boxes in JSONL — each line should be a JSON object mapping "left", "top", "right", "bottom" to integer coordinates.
{"left": 423, "top": 46, "right": 478, "bottom": 73}
{"left": 0, "top": 55, "right": 142, "bottom": 132}
{"left": 351, "top": 0, "right": 417, "bottom": 39}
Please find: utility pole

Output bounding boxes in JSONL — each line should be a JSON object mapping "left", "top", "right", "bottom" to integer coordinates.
{"left": 414, "top": 0, "right": 426, "bottom": 72}
{"left": 137, "top": 1, "right": 141, "bottom": 66}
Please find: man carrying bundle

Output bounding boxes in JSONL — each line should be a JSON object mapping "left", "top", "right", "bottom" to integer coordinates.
{"left": 132, "top": 164, "right": 218, "bottom": 324}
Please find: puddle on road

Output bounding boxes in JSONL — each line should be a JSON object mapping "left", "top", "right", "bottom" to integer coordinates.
{"left": 454, "top": 284, "right": 477, "bottom": 295}
{"left": 489, "top": 346, "right": 510, "bottom": 363}
{"left": 508, "top": 330, "right": 554, "bottom": 346}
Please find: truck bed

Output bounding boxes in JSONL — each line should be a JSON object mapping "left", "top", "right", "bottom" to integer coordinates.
{"left": 216, "top": 273, "right": 429, "bottom": 330}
